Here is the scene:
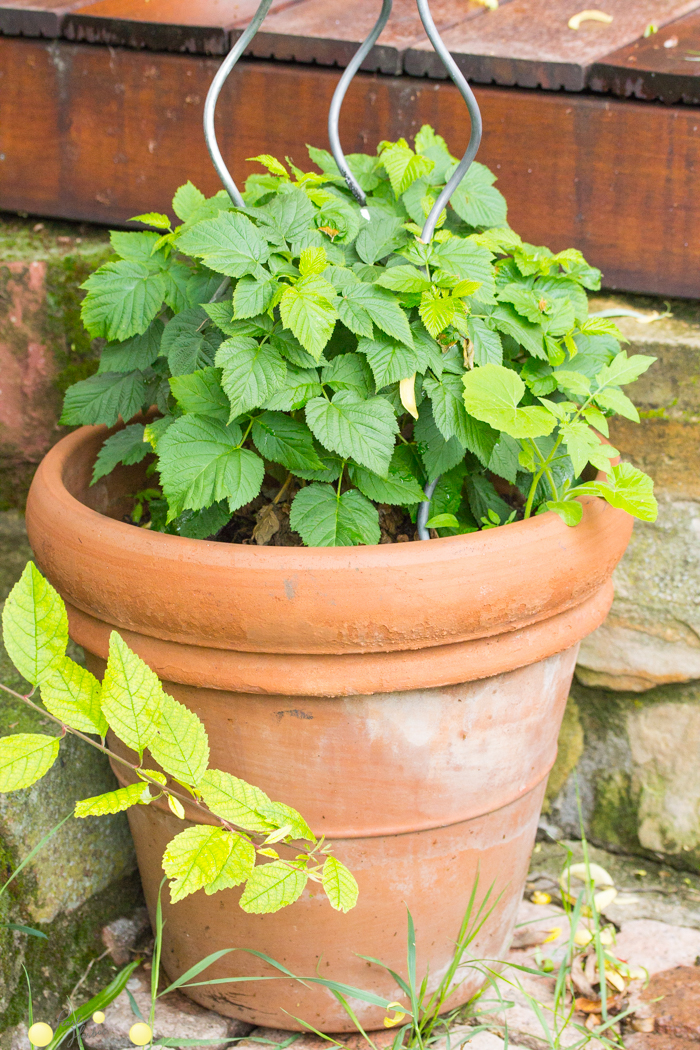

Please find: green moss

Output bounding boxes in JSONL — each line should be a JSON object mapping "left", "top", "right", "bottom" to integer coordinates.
{"left": 544, "top": 697, "right": 584, "bottom": 811}
{"left": 589, "top": 769, "right": 643, "bottom": 855}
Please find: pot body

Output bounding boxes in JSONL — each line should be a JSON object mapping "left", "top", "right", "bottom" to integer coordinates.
{"left": 26, "top": 425, "right": 634, "bottom": 1031}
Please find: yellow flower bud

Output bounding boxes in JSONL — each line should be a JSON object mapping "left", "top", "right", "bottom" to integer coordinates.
{"left": 28, "top": 1023, "right": 54, "bottom": 1047}
{"left": 129, "top": 1023, "right": 153, "bottom": 1046}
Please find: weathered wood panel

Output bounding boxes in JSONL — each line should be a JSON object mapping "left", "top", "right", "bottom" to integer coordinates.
{"left": 1, "top": 37, "right": 699, "bottom": 298}
{"left": 405, "top": 0, "right": 700, "bottom": 91}
{"left": 0, "top": 0, "right": 83, "bottom": 36}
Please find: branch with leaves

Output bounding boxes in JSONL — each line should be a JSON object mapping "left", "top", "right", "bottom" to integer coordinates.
{"left": 0, "top": 563, "right": 358, "bottom": 914}
{"left": 61, "top": 125, "right": 656, "bottom": 545}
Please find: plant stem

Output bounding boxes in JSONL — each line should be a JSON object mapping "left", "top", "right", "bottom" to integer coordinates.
{"left": 523, "top": 435, "right": 563, "bottom": 519}
{"left": 336, "top": 462, "right": 345, "bottom": 499}
{"left": 273, "top": 474, "right": 293, "bottom": 505}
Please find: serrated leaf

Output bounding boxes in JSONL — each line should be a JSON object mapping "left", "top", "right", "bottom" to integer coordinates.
{"left": 215, "top": 337, "right": 286, "bottom": 418}
{"left": 279, "top": 277, "right": 337, "bottom": 360}
{"left": 375, "top": 265, "right": 431, "bottom": 294}
{"left": 162, "top": 825, "right": 235, "bottom": 903}
{"left": 252, "top": 411, "right": 324, "bottom": 472}
{"left": 148, "top": 693, "right": 209, "bottom": 787}
{"left": 98, "top": 320, "right": 164, "bottom": 374}
{"left": 348, "top": 284, "right": 413, "bottom": 346}
{"left": 487, "top": 434, "right": 520, "bottom": 484}
{"left": 256, "top": 801, "right": 315, "bottom": 842}
{"left": 2, "top": 562, "right": 68, "bottom": 685}
{"left": 355, "top": 215, "right": 407, "bottom": 265}
{"left": 100, "top": 632, "right": 164, "bottom": 756}
{"left": 305, "top": 391, "right": 397, "bottom": 477}
{"left": 92, "top": 424, "right": 150, "bottom": 484}
{"left": 233, "top": 276, "right": 277, "bottom": 319}
{"left": 260, "top": 184, "right": 316, "bottom": 242}
{"left": 419, "top": 292, "right": 456, "bottom": 338}
{"left": 239, "top": 860, "right": 308, "bottom": 914}
{"left": 424, "top": 372, "right": 498, "bottom": 465}
{"left": 177, "top": 212, "right": 270, "bottom": 278}
{"left": 161, "top": 306, "right": 213, "bottom": 377}
{"left": 359, "top": 335, "right": 418, "bottom": 388}
{"left": 0, "top": 734, "right": 60, "bottom": 792}
{"left": 578, "top": 463, "right": 657, "bottom": 522}
{"left": 431, "top": 238, "right": 495, "bottom": 303}
{"left": 414, "top": 400, "right": 465, "bottom": 480}
{"left": 426, "top": 513, "right": 460, "bottom": 529}
{"left": 264, "top": 364, "right": 323, "bottom": 411}
{"left": 40, "top": 656, "right": 107, "bottom": 736}
{"left": 157, "top": 416, "right": 264, "bottom": 517}
{"left": 289, "top": 483, "right": 380, "bottom": 547}
{"left": 321, "top": 353, "right": 373, "bottom": 397}
{"left": 546, "top": 500, "right": 583, "bottom": 527}
{"left": 348, "top": 462, "right": 425, "bottom": 505}
{"left": 466, "top": 473, "right": 512, "bottom": 526}
{"left": 322, "top": 855, "right": 358, "bottom": 913}
{"left": 110, "top": 231, "right": 165, "bottom": 265}
{"left": 199, "top": 769, "right": 276, "bottom": 833}
{"left": 380, "top": 142, "right": 434, "bottom": 196}
{"left": 169, "top": 367, "right": 230, "bottom": 421}
{"left": 248, "top": 153, "right": 288, "bottom": 178}
{"left": 595, "top": 386, "right": 640, "bottom": 421}
{"left": 553, "top": 369, "right": 591, "bottom": 397}
{"left": 81, "top": 261, "right": 167, "bottom": 341}
{"left": 173, "top": 182, "right": 206, "bottom": 222}
{"left": 61, "top": 371, "right": 147, "bottom": 427}
{"left": 462, "top": 364, "right": 556, "bottom": 439}
{"left": 559, "top": 420, "right": 604, "bottom": 476}
{"left": 166, "top": 502, "right": 231, "bottom": 540}
{"left": 467, "top": 317, "right": 502, "bottom": 366}
{"left": 75, "top": 781, "right": 151, "bottom": 818}
{"left": 491, "top": 304, "right": 546, "bottom": 359}
{"left": 449, "top": 162, "right": 507, "bottom": 228}
{"left": 203, "top": 833, "right": 255, "bottom": 895}
{"left": 130, "top": 212, "right": 171, "bottom": 230}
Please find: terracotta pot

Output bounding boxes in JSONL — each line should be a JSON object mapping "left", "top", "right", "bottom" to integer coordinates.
{"left": 26, "top": 424, "right": 633, "bottom": 1031}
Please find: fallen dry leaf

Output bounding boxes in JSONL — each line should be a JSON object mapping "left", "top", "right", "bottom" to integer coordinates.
{"left": 253, "top": 504, "right": 281, "bottom": 545}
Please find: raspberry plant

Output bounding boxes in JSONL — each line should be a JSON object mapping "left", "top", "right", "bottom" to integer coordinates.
{"left": 61, "top": 127, "right": 657, "bottom": 543}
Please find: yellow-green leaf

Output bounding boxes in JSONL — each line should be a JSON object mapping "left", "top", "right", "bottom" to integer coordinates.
{"left": 0, "top": 734, "right": 60, "bottom": 792}
{"left": 239, "top": 860, "right": 308, "bottom": 914}
{"left": 100, "top": 632, "right": 164, "bottom": 756}
{"left": 199, "top": 769, "right": 276, "bottom": 833}
{"left": 257, "top": 801, "right": 315, "bottom": 843}
{"left": 148, "top": 694, "right": 209, "bottom": 787}
{"left": 162, "top": 825, "right": 234, "bottom": 903}
{"left": 204, "top": 833, "right": 255, "bottom": 894}
{"left": 2, "top": 562, "right": 68, "bottom": 685}
{"left": 322, "top": 855, "right": 359, "bottom": 913}
{"left": 75, "top": 781, "right": 151, "bottom": 817}
{"left": 40, "top": 656, "right": 107, "bottom": 736}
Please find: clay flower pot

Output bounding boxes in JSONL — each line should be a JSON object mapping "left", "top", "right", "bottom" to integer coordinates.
{"left": 26, "top": 424, "right": 633, "bottom": 1031}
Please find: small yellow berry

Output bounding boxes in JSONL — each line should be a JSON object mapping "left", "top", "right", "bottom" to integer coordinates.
{"left": 129, "top": 1023, "right": 153, "bottom": 1046}
{"left": 92, "top": 1012, "right": 106, "bottom": 1024}
{"left": 28, "top": 1023, "right": 54, "bottom": 1047}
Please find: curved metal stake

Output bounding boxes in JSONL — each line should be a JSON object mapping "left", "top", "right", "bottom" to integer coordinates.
{"left": 203, "top": 0, "right": 275, "bottom": 207}
{"left": 414, "top": 0, "right": 483, "bottom": 245}
{"left": 328, "top": 0, "right": 393, "bottom": 217}
{"left": 417, "top": 478, "right": 439, "bottom": 541}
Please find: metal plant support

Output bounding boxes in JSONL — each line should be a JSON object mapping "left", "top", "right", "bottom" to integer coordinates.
{"left": 202, "top": 0, "right": 484, "bottom": 539}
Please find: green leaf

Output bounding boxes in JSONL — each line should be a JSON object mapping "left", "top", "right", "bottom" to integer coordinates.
{"left": 594, "top": 386, "right": 640, "bottom": 422}
{"left": 579, "top": 462, "right": 657, "bottom": 522}
{"left": 239, "top": 860, "right": 308, "bottom": 914}
{"left": 100, "top": 632, "right": 164, "bottom": 756}
{"left": 162, "top": 825, "right": 236, "bottom": 903}
{"left": 2, "top": 562, "right": 68, "bottom": 685}
{"left": 380, "top": 142, "right": 434, "bottom": 196}
{"left": 161, "top": 306, "right": 213, "bottom": 377}
{"left": 110, "top": 230, "right": 165, "bottom": 264}
{"left": 130, "top": 212, "right": 171, "bottom": 230}
{"left": 252, "top": 411, "right": 324, "bottom": 472}
{"left": 467, "top": 317, "right": 502, "bottom": 366}
{"left": 418, "top": 291, "right": 455, "bottom": 338}
{"left": 466, "top": 474, "right": 513, "bottom": 526}
{"left": 552, "top": 369, "right": 590, "bottom": 397}
{"left": 92, "top": 424, "right": 150, "bottom": 483}
{"left": 81, "top": 261, "right": 167, "bottom": 341}
{"left": 260, "top": 184, "right": 316, "bottom": 243}
{"left": 172, "top": 182, "right": 206, "bottom": 222}
{"left": 582, "top": 403, "right": 610, "bottom": 437}
{"left": 269, "top": 327, "right": 321, "bottom": 368}
{"left": 98, "top": 320, "right": 164, "bottom": 373}
{"left": 322, "top": 855, "right": 358, "bottom": 913}
{"left": 559, "top": 420, "right": 609, "bottom": 476}
{"left": 462, "top": 364, "right": 557, "bottom": 439}
{"left": 425, "top": 513, "right": 459, "bottom": 529}
{"left": 75, "top": 781, "right": 151, "bottom": 818}
{"left": 487, "top": 434, "right": 520, "bottom": 484}
{"left": 177, "top": 213, "right": 270, "bottom": 278}
{"left": 375, "top": 265, "right": 431, "bottom": 294}
{"left": 355, "top": 215, "right": 406, "bottom": 265}
{"left": 348, "top": 462, "right": 425, "bottom": 505}
{"left": 279, "top": 276, "right": 337, "bottom": 360}
{"left": 321, "top": 353, "right": 373, "bottom": 397}
{"left": 305, "top": 391, "right": 398, "bottom": 477}
{"left": 215, "top": 337, "right": 286, "bottom": 418}
{"left": 0, "top": 734, "right": 60, "bottom": 792}
{"left": 430, "top": 238, "right": 495, "bottom": 303}
{"left": 169, "top": 368, "right": 230, "bottom": 421}
{"left": 449, "top": 162, "right": 507, "bottom": 228}
{"left": 40, "top": 656, "right": 107, "bottom": 736}
{"left": 290, "top": 484, "right": 380, "bottom": 547}
{"left": 233, "top": 276, "right": 277, "bottom": 319}
{"left": 203, "top": 833, "right": 255, "bottom": 895}
{"left": 424, "top": 373, "right": 498, "bottom": 465}
{"left": 157, "top": 416, "right": 264, "bottom": 517}
{"left": 491, "top": 304, "right": 546, "bottom": 359}
{"left": 340, "top": 284, "right": 413, "bottom": 346}
{"left": 358, "top": 335, "right": 418, "bottom": 388}
{"left": 414, "top": 400, "right": 465, "bottom": 480}
{"left": 255, "top": 801, "right": 315, "bottom": 842}
{"left": 61, "top": 371, "right": 147, "bottom": 427}
{"left": 596, "top": 350, "right": 655, "bottom": 389}
{"left": 264, "top": 365, "right": 323, "bottom": 411}
{"left": 292, "top": 444, "right": 344, "bottom": 483}
{"left": 148, "top": 694, "right": 209, "bottom": 787}
{"left": 166, "top": 502, "right": 232, "bottom": 540}
{"left": 546, "top": 500, "right": 583, "bottom": 527}
{"left": 199, "top": 769, "right": 276, "bottom": 833}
